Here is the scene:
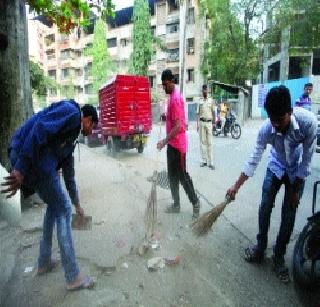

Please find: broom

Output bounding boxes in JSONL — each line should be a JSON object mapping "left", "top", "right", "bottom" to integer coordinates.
{"left": 192, "top": 195, "right": 232, "bottom": 236}
{"left": 139, "top": 122, "right": 164, "bottom": 255}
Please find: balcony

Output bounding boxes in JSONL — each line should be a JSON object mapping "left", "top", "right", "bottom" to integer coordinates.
{"left": 166, "top": 14, "right": 180, "bottom": 25}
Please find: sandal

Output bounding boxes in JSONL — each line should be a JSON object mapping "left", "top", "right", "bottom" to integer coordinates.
{"left": 244, "top": 246, "right": 264, "bottom": 264}
{"left": 272, "top": 256, "right": 290, "bottom": 284}
{"left": 66, "top": 275, "right": 95, "bottom": 291}
{"left": 274, "top": 265, "right": 290, "bottom": 283}
{"left": 37, "top": 259, "right": 60, "bottom": 275}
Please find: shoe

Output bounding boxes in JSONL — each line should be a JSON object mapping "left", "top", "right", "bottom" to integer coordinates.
{"left": 244, "top": 245, "right": 264, "bottom": 264}
{"left": 208, "top": 165, "right": 215, "bottom": 170}
{"left": 200, "top": 162, "right": 207, "bottom": 167}
{"left": 165, "top": 204, "right": 180, "bottom": 214}
{"left": 192, "top": 200, "right": 200, "bottom": 219}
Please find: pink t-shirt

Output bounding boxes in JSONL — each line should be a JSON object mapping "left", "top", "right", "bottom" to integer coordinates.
{"left": 166, "top": 86, "right": 187, "bottom": 153}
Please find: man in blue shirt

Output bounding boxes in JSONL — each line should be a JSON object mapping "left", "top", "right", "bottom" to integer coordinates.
{"left": 227, "top": 86, "right": 317, "bottom": 283}
{"left": 1, "top": 100, "right": 98, "bottom": 290}
{"left": 295, "top": 82, "right": 313, "bottom": 112}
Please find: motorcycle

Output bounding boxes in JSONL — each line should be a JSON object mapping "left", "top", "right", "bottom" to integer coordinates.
{"left": 293, "top": 181, "right": 320, "bottom": 289}
{"left": 212, "top": 113, "right": 241, "bottom": 139}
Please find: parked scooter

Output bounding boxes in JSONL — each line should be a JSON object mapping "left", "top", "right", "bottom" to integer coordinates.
{"left": 293, "top": 181, "right": 320, "bottom": 289}
{"left": 212, "top": 112, "right": 241, "bottom": 139}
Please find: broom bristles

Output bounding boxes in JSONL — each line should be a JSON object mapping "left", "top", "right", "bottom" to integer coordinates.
{"left": 192, "top": 197, "right": 231, "bottom": 236}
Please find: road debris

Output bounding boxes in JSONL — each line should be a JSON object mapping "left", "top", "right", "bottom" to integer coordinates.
{"left": 147, "top": 257, "right": 165, "bottom": 271}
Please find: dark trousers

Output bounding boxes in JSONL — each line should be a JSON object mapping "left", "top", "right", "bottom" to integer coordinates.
{"left": 167, "top": 144, "right": 198, "bottom": 207}
{"left": 257, "top": 168, "right": 304, "bottom": 261}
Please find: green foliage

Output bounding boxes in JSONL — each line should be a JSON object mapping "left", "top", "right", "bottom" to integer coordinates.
{"left": 85, "top": 17, "right": 113, "bottom": 102}
{"left": 129, "top": 0, "right": 153, "bottom": 76}
{"left": 27, "top": 0, "right": 115, "bottom": 33}
{"left": 263, "top": 0, "right": 320, "bottom": 49}
{"left": 206, "top": 0, "right": 259, "bottom": 85}
{"left": 29, "top": 60, "right": 56, "bottom": 96}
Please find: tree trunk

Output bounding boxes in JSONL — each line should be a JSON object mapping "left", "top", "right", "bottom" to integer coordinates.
{"left": 0, "top": 0, "right": 33, "bottom": 171}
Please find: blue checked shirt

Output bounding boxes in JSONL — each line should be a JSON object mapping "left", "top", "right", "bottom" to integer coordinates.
{"left": 243, "top": 108, "right": 317, "bottom": 183}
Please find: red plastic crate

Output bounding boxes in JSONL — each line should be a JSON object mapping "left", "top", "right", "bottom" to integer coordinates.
{"left": 99, "top": 75, "right": 152, "bottom": 136}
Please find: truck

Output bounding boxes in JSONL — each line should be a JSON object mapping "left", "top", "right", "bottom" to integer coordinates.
{"left": 99, "top": 75, "right": 152, "bottom": 155}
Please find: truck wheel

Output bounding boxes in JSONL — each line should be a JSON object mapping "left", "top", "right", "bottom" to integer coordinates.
{"left": 138, "top": 142, "right": 144, "bottom": 154}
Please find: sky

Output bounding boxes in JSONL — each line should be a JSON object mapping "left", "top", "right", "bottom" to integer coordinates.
{"left": 115, "top": 0, "right": 134, "bottom": 10}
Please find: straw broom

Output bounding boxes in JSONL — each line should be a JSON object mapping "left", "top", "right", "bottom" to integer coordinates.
{"left": 145, "top": 170, "right": 158, "bottom": 243}
{"left": 192, "top": 195, "right": 232, "bottom": 236}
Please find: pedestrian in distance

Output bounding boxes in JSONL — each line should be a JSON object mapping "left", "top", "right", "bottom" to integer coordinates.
{"left": 295, "top": 82, "right": 313, "bottom": 112}
{"left": 197, "top": 84, "right": 215, "bottom": 170}
{"left": 1, "top": 100, "right": 98, "bottom": 290}
{"left": 227, "top": 85, "right": 317, "bottom": 283}
{"left": 157, "top": 69, "right": 200, "bottom": 219}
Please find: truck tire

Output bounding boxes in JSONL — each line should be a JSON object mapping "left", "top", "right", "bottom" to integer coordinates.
{"left": 138, "top": 142, "right": 144, "bottom": 154}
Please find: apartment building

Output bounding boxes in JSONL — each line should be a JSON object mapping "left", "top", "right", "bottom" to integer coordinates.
{"left": 106, "top": 0, "right": 207, "bottom": 108}
{"left": 29, "top": 16, "right": 95, "bottom": 105}
{"left": 28, "top": 0, "right": 207, "bottom": 110}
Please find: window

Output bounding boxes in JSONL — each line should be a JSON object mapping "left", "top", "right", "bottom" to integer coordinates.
{"left": 187, "top": 69, "right": 194, "bottom": 82}
{"left": 49, "top": 88, "right": 57, "bottom": 96}
{"left": 48, "top": 70, "right": 56, "bottom": 80}
{"left": 61, "top": 68, "right": 69, "bottom": 80}
{"left": 120, "top": 38, "right": 129, "bottom": 47}
{"left": 85, "top": 84, "right": 93, "bottom": 94}
{"left": 46, "top": 49, "right": 55, "bottom": 60}
{"left": 174, "top": 74, "right": 179, "bottom": 84}
{"left": 187, "top": 38, "right": 194, "bottom": 55}
{"left": 85, "top": 62, "right": 92, "bottom": 79}
{"left": 45, "top": 34, "right": 55, "bottom": 46}
{"left": 167, "top": 23, "right": 179, "bottom": 34}
{"left": 151, "top": 25, "right": 156, "bottom": 36}
{"left": 75, "top": 69, "right": 83, "bottom": 77}
{"left": 167, "top": 48, "right": 179, "bottom": 62}
{"left": 149, "top": 75, "right": 156, "bottom": 88}
{"left": 75, "top": 86, "right": 83, "bottom": 94}
{"left": 188, "top": 7, "right": 195, "bottom": 24}
{"left": 168, "top": 0, "right": 179, "bottom": 12}
{"left": 60, "top": 49, "right": 70, "bottom": 60}
{"left": 74, "top": 50, "right": 81, "bottom": 58}
{"left": 107, "top": 38, "right": 117, "bottom": 48}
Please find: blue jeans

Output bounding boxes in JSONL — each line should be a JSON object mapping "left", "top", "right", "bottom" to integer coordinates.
{"left": 35, "top": 173, "right": 80, "bottom": 283}
{"left": 257, "top": 168, "right": 304, "bottom": 261}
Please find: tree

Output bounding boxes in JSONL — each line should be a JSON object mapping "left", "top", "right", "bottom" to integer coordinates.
{"left": 85, "top": 17, "right": 113, "bottom": 103}
{"left": 0, "top": 0, "right": 114, "bottom": 170}
{"left": 129, "top": 0, "right": 153, "bottom": 76}
{"left": 29, "top": 60, "right": 56, "bottom": 96}
{"left": 205, "top": 0, "right": 259, "bottom": 85}
{"left": 262, "top": 0, "right": 320, "bottom": 49}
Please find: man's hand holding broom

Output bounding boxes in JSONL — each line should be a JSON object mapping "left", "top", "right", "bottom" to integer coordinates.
{"left": 227, "top": 172, "right": 249, "bottom": 200}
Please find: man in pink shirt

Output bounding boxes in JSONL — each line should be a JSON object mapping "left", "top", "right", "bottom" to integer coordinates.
{"left": 157, "top": 69, "right": 200, "bottom": 219}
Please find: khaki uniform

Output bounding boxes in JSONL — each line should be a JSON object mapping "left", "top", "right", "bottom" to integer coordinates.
{"left": 197, "top": 97, "right": 215, "bottom": 166}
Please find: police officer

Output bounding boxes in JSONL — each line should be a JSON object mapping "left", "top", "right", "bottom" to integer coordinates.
{"left": 197, "top": 84, "right": 215, "bottom": 170}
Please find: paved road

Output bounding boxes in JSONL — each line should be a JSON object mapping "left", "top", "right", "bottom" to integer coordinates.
{"left": 3, "top": 119, "right": 320, "bottom": 306}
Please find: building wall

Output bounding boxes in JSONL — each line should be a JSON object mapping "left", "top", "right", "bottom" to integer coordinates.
{"left": 251, "top": 77, "right": 319, "bottom": 118}
{"left": 28, "top": 0, "right": 207, "bottom": 115}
